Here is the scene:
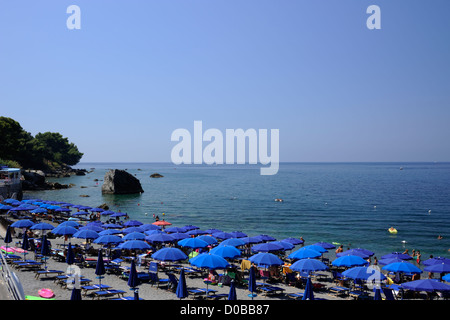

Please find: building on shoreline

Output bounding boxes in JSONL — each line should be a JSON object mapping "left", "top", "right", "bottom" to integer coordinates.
{"left": 0, "top": 167, "right": 22, "bottom": 200}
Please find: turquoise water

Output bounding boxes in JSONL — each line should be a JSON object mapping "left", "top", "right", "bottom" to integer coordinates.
{"left": 24, "top": 162, "right": 450, "bottom": 260}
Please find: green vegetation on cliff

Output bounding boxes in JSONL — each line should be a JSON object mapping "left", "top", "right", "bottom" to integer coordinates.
{"left": 0, "top": 117, "right": 83, "bottom": 170}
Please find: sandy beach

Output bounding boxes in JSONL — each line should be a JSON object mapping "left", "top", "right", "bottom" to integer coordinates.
{"left": 0, "top": 215, "right": 354, "bottom": 302}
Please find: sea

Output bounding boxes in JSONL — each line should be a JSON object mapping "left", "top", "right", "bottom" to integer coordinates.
{"left": 23, "top": 162, "right": 450, "bottom": 261}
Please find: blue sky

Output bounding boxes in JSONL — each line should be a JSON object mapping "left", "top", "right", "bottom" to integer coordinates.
{"left": 1, "top": 0, "right": 449, "bottom": 162}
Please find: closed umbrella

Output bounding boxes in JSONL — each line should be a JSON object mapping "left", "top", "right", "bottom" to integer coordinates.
{"left": 21, "top": 231, "right": 29, "bottom": 261}
{"left": 382, "top": 261, "right": 422, "bottom": 274}
{"left": 178, "top": 237, "right": 209, "bottom": 249}
{"left": 128, "top": 260, "right": 140, "bottom": 300}
{"left": 332, "top": 255, "right": 369, "bottom": 268}
{"left": 228, "top": 280, "right": 237, "bottom": 300}
{"left": 4, "top": 226, "right": 12, "bottom": 254}
{"left": 248, "top": 266, "right": 257, "bottom": 300}
{"left": 303, "top": 276, "right": 314, "bottom": 300}
{"left": 374, "top": 287, "right": 382, "bottom": 300}
{"left": 40, "top": 235, "right": 51, "bottom": 269}
{"left": 95, "top": 250, "right": 106, "bottom": 291}
{"left": 248, "top": 252, "right": 284, "bottom": 267}
{"left": 290, "top": 258, "right": 328, "bottom": 274}
{"left": 176, "top": 268, "right": 188, "bottom": 300}
{"left": 288, "top": 248, "right": 322, "bottom": 260}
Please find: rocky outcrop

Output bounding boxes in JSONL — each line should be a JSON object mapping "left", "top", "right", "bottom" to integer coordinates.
{"left": 21, "top": 170, "right": 72, "bottom": 190}
{"left": 101, "top": 169, "right": 144, "bottom": 194}
{"left": 150, "top": 173, "right": 164, "bottom": 178}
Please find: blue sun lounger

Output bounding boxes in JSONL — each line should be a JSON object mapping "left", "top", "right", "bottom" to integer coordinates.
{"left": 92, "top": 289, "right": 126, "bottom": 299}
{"left": 328, "top": 286, "right": 350, "bottom": 296}
{"left": 287, "top": 292, "right": 304, "bottom": 299}
{"left": 258, "top": 286, "right": 285, "bottom": 296}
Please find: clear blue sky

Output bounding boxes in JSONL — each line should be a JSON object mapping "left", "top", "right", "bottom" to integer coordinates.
{"left": 1, "top": 0, "right": 449, "bottom": 162}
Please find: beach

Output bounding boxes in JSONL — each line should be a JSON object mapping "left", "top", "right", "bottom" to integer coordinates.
{"left": 0, "top": 213, "right": 355, "bottom": 302}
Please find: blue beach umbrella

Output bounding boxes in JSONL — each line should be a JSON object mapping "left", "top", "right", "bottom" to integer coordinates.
{"left": 228, "top": 280, "right": 237, "bottom": 300}
{"left": 66, "top": 243, "right": 75, "bottom": 265}
{"left": 271, "top": 241, "right": 295, "bottom": 251}
{"left": 30, "top": 222, "right": 55, "bottom": 232}
{"left": 303, "top": 276, "right": 314, "bottom": 300}
{"left": 423, "top": 257, "right": 450, "bottom": 266}
{"left": 230, "top": 231, "right": 247, "bottom": 238}
{"left": 94, "top": 235, "right": 124, "bottom": 246}
{"left": 170, "top": 233, "right": 190, "bottom": 241}
{"left": 282, "top": 237, "right": 304, "bottom": 245}
{"left": 123, "top": 226, "right": 145, "bottom": 234}
{"left": 249, "top": 252, "right": 284, "bottom": 267}
{"left": 378, "top": 257, "right": 407, "bottom": 265}
{"left": 79, "top": 225, "right": 104, "bottom": 232}
{"left": 11, "top": 219, "right": 35, "bottom": 229}
{"left": 152, "top": 247, "right": 188, "bottom": 262}
{"left": 374, "top": 287, "right": 382, "bottom": 300}
{"left": 186, "top": 229, "right": 208, "bottom": 236}
{"left": 303, "top": 244, "right": 327, "bottom": 254}
{"left": 189, "top": 253, "right": 230, "bottom": 270}
{"left": 102, "top": 223, "right": 122, "bottom": 229}
{"left": 197, "top": 235, "right": 217, "bottom": 245}
{"left": 342, "top": 266, "right": 387, "bottom": 282}
{"left": 118, "top": 240, "right": 151, "bottom": 251}
{"left": 382, "top": 261, "right": 422, "bottom": 274}
{"left": 128, "top": 259, "right": 140, "bottom": 300}
{"left": 442, "top": 274, "right": 450, "bottom": 282}
{"left": 124, "top": 220, "right": 143, "bottom": 227}
{"left": 73, "top": 229, "right": 99, "bottom": 240}
{"left": 252, "top": 242, "right": 284, "bottom": 253}
{"left": 21, "top": 232, "right": 29, "bottom": 260}
{"left": 123, "top": 232, "right": 146, "bottom": 241}
{"left": 401, "top": 279, "right": 450, "bottom": 293}
{"left": 144, "top": 229, "right": 164, "bottom": 236}
{"left": 381, "top": 252, "right": 413, "bottom": 261}
{"left": 178, "top": 237, "right": 209, "bottom": 249}
{"left": 240, "top": 236, "right": 264, "bottom": 245}
{"left": 140, "top": 224, "right": 161, "bottom": 231}
{"left": 219, "top": 238, "right": 246, "bottom": 247}
{"left": 145, "top": 233, "right": 176, "bottom": 244}
{"left": 95, "top": 250, "right": 106, "bottom": 290}
{"left": 248, "top": 266, "right": 257, "bottom": 300}
{"left": 209, "top": 245, "right": 241, "bottom": 259}
{"left": 176, "top": 268, "right": 188, "bottom": 300}
{"left": 332, "top": 255, "right": 369, "bottom": 268}
{"left": 58, "top": 221, "right": 81, "bottom": 228}
{"left": 99, "top": 229, "right": 122, "bottom": 236}
{"left": 288, "top": 248, "right": 322, "bottom": 260}
{"left": 51, "top": 225, "right": 78, "bottom": 237}
{"left": 211, "top": 231, "right": 233, "bottom": 240}
{"left": 424, "top": 262, "right": 450, "bottom": 274}
{"left": 165, "top": 226, "right": 186, "bottom": 233}
{"left": 256, "top": 234, "right": 276, "bottom": 242}
{"left": 30, "top": 208, "right": 48, "bottom": 214}
{"left": 70, "top": 287, "right": 82, "bottom": 301}
{"left": 290, "top": 258, "right": 328, "bottom": 274}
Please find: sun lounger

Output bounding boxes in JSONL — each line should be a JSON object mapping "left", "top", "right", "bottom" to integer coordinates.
{"left": 35, "top": 269, "right": 65, "bottom": 279}
{"left": 349, "top": 290, "right": 369, "bottom": 300}
{"left": 258, "top": 286, "right": 285, "bottom": 296}
{"left": 81, "top": 284, "right": 112, "bottom": 296}
{"left": 110, "top": 296, "right": 144, "bottom": 300}
{"left": 287, "top": 292, "right": 304, "bottom": 299}
{"left": 92, "top": 289, "right": 126, "bottom": 299}
{"left": 188, "top": 288, "right": 218, "bottom": 297}
{"left": 328, "top": 286, "right": 350, "bottom": 296}
{"left": 205, "top": 293, "right": 228, "bottom": 300}
{"left": 14, "top": 261, "right": 43, "bottom": 270}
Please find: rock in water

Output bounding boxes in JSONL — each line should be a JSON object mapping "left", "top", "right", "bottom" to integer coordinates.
{"left": 101, "top": 169, "right": 144, "bottom": 194}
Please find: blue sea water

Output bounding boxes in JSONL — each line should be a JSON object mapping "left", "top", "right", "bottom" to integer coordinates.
{"left": 24, "top": 162, "right": 450, "bottom": 260}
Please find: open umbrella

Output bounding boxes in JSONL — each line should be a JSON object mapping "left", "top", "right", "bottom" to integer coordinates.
{"left": 256, "top": 234, "right": 276, "bottom": 242}
{"left": 30, "top": 222, "right": 55, "bottom": 233}
{"left": 252, "top": 242, "right": 284, "bottom": 253}
{"left": 381, "top": 252, "right": 413, "bottom": 261}
{"left": 219, "top": 238, "right": 246, "bottom": 247}
{"left": 313, "top": 242, "right": 335, "bottom": 249}
{"left": 128, "top": 259, "right": 140, "bottom": 300}
{"left": 211, "top": 231, "right": 233, "bottom": 240}
{"left": 382, "top": 261, "right": 422, "bottom": 274}
{"left": 94, "top": 235, "right": 124, "bottom": 246}
{"left": 230, "top": 231, "right": 247, "bottom": 238}
{"left": 423, "top": 257, "right": 450, "bottom": 266}
{"left": 123, "top": 232, "right": 146, "bottom": 241}
{"left": 11, "top": 219, "right": 35, "bottom": 229}
{"left": 197, "top": 235, "right": 218, "bottom": 246}
{"left": 124, "top": 220, "right": 143, "bottom": 227}
{"left": 424, "top": 262, "right": 450, "bottom": 274}
{"left": 332, "top": 255, "right": 369, "bottom": 268}
{"left": 145, "top": 233, "right": 176, "bottom": 244}
{"left": 176, "top": 268, "right": 188, "bottom": 300}
{"left": 290, "top": 258, "right": 328, "bottom": 274}
{"left": 342, "top": 266, "right": 387, "bottom": 283}
{"left": 302, "top": 245, "right": 327, "bottom": 254}
{"left": 73, "top": 229, "right": 99, "bottom": 240}
{"left": 66, "top": 242, "right": 75, "bottom": 265}
{"left": 152, "top": 247, "right": 188, "bottom": 262}
{"left": 248, "top": 252, "right": 284, "bottom": 267}
{"left": 337, "top": 249, "right": 369, "bottom": 259}
{"left": 118, "top": 240, "right": 151, "bottom": 251}
{"left": 209, "top": 245, "right": 241, "bottom": 259}
{"left": 283, "top": 237, "right": 304, "bottom": 245}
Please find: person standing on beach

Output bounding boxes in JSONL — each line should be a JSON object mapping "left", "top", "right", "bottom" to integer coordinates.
{"left": 335, "top": 245, "right": 343, "bottom": 255}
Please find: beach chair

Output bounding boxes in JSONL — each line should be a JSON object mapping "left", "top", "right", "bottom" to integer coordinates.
{"left": 34, "top": 269, "right": 65, "bottom": 279}
{"left": 81, "top": 284, "right": 112, "bottom": 296}
{"left": 92, "top": 289, "right": 126, "bottom": 300}
{"left": 205, "top": 293, "right": 228, "bottom": 300}
{"left": 167, "top": 273, "right": 178, "bottom": 291}
{"left": 349, "top": 290, "right": 369, "bottom": 300}
{"left": 328, "top": 286, "right": 350, "bottom": 297}
{"left": 287, "top": 292, "right": 304, "bottom": 300}
{"left": 258, "top": 286, "right": 285, "bottom": 296}
{"left": 110, "top": 296, "right": 144, "bottom": 300}
{"left": 148, "top": 262, "right": 170, "bottom": 288}
{"left": 188, "top": 288, "right": 218, "bottom": 298}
